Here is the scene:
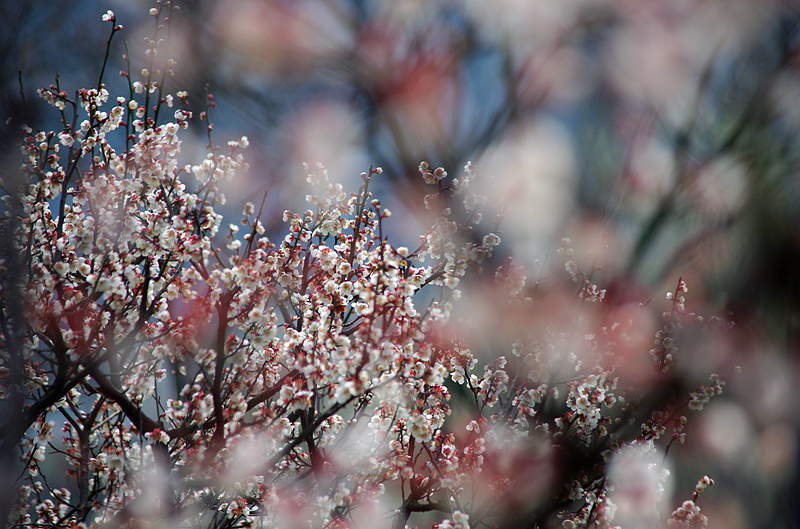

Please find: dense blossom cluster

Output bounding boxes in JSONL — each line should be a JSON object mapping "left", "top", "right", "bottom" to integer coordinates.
{"left": 0, "top": 6, "right": 727, "bottom": 529}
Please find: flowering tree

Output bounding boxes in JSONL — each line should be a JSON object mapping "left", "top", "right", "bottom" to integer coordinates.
{"left": 0, "top": 5, "right": 728, "bottom": 529}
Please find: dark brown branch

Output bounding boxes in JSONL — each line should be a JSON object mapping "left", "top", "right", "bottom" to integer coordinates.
{"left": 87, "top": 365, "right": 159, "bottom": 434}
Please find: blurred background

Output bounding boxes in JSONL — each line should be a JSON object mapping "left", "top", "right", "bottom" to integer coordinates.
{"left": 2, "top": 1, "right": 800, "bottom": 527}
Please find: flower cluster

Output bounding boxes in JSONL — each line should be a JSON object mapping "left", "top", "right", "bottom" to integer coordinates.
{"left": 668, "top": 476, "right": 714, "bottom": 529}
{"left": 0, "top": 6, "right": 726, "bottom": 529}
